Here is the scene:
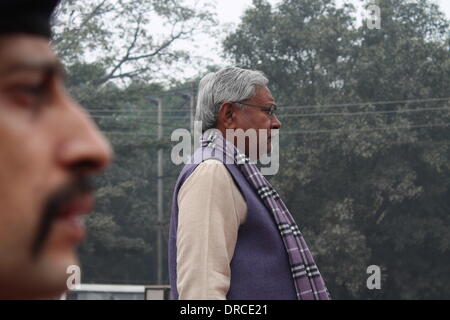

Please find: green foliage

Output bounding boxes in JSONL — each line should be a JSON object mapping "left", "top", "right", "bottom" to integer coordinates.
{"left": 225, "top": 0, "right": 450, "bottom": 299}
{"left": 71, "top": 77, "right": 190, "bottom": 284}
{"left": 53, "top": 0, "right": 206, "bottom": 285}
{"left": 54, "top": 0, "right": 450, "bottom": 298}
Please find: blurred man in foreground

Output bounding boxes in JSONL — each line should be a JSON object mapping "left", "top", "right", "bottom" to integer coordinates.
{"left": 0, "top": 0, "right": 112, "bottom": 299}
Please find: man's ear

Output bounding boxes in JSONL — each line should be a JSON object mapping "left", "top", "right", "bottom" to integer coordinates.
{"left": 218, "top": 102, "right": 236, "bottom": 129}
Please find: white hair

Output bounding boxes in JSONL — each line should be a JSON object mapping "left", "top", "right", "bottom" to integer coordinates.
{"left": 195, "top": 67, "right": 269, "bottom": 132}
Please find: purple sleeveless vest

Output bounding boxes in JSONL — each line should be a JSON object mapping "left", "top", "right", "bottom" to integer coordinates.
{"left": 168, "top": 147, "right": 297, "bottom": 300}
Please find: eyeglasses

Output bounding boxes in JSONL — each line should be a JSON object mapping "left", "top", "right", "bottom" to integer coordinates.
{"left": 233, "top": 101, "right": 278, "bottom": 117}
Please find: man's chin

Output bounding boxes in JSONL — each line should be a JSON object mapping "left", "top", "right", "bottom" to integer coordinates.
{"left": 4, "top": 252, "right": 78, "bottom": 299}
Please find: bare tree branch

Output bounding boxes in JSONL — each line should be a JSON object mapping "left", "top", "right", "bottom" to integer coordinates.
{"left": 94, "top": 15, "right": 143, "bottom": 85}
{"left": 94, "top": 26, "right": 190, "bottom": 85}
{"left": 53, "top": 0, "right": 111, "bottom": 57}
{"left": 54, "top": 0, "right": 216, "bottom": 87}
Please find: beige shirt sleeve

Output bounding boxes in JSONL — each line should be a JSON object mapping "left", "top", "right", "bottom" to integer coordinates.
{"left": 176, "top": 159, "right": 247, "bottom": 300}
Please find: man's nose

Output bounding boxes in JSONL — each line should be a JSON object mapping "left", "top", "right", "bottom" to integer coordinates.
{"left": 57, "top": 98, "right": 112, "bottom": 175}
{"left": 271, "top": 114, "right": 282, "bottom": 130}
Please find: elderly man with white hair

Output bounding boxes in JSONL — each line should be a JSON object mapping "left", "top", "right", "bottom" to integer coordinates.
{"left": 168, "top": 67, "right": 330, "bottom": 300}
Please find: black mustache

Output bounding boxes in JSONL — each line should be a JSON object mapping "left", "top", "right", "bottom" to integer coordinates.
{"left": 31, "top": 176, "right": 94, "bottom": 259}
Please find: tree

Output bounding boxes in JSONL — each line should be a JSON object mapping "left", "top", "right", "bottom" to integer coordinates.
{"left": 223, "top": 0, "right": 450, "bottom": 299}
{"left": 53, "top": 0, "right": 215, "bottom": 86}
{"left": 52, "top": 0, "right": 213, "bottom": 285}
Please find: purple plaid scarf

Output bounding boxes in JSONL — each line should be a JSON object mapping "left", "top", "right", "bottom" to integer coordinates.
{"left": 200, "top": 130, "right": 331, "bottom": 300}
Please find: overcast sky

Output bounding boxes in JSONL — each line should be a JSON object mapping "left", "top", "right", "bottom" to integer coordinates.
{"left": 167, "top": 0, "right": 450, "bottom": 80}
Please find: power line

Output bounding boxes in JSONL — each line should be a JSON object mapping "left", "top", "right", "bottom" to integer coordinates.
{"left": 101, "top": 123, "right": 450, "bottom": 137}
{"left": 85, "top": 97, "right": 449, "bottom": 114}
{"left": 87, "top": 109, "right": 190, "bottom": 114}
{"left": 101, "top": 131, "right": 450, "bottom": 147}
{"left": 281, "top": 97, "right": 450, "bottom": 110}
{"left": 282, "top": 122, "right": 450, "bottom": 134}
{"left": 89, "top": 106, "right": 450, "bottom": 122}
{"left": 279, "top": 134, "right": 450, "bottom": 144}
{"left": 92, "top": 116, "right": 188, "bottom": 129}
{"left": 91, "top": 115, "right": 190, "bottom": 119}
{"left": 103, "top": 131, "right": 157, "bottom": 137}
{"left": 99, "top": 122, "right": 450, "bottom": 135}
{"left": 278, "top": 106, "right": 450, "bottom": 118}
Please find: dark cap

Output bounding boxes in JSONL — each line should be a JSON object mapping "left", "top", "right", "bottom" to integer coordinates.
{"left": 0, "top": 0, "right": 60, "bottom": 38}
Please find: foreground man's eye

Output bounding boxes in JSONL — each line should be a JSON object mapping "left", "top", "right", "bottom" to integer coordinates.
{"left": 11, "top": 83, "right": 48, "bottom": 108}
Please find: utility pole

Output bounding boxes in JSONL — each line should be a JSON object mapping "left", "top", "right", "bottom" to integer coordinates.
{"left": 189, "top": 93, "right": 195, "bottom": 133}
{"left": 181, "top": 83, "right": 196, "bottom": 134}
{"left": 156, "top": 97, "right": 164, "bottom": 285}
{"left": 147, "top": 86, "right": 196, "bottom": 285}
{"left": 149, "top": 97, "right": 164, "bottom": 285}
{"left": 182, "top": 93, "right": 195, "bottom": 134}
{"left": 190, "top": 82, "right": 196, "bottom": 134}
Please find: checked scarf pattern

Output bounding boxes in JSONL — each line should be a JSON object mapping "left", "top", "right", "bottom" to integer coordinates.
{"left": 200, "top": 131, "right": 331, "bottom": 300}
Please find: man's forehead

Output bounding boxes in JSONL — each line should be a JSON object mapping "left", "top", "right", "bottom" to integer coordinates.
{"left": 254, "top": 86, "right": 275, "bottom": 103}
{"left": 0, "top": 35, "right": 60, "bottom": 75}
{"left": 0, "top": 60, "right": 65, "bottom": 78}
